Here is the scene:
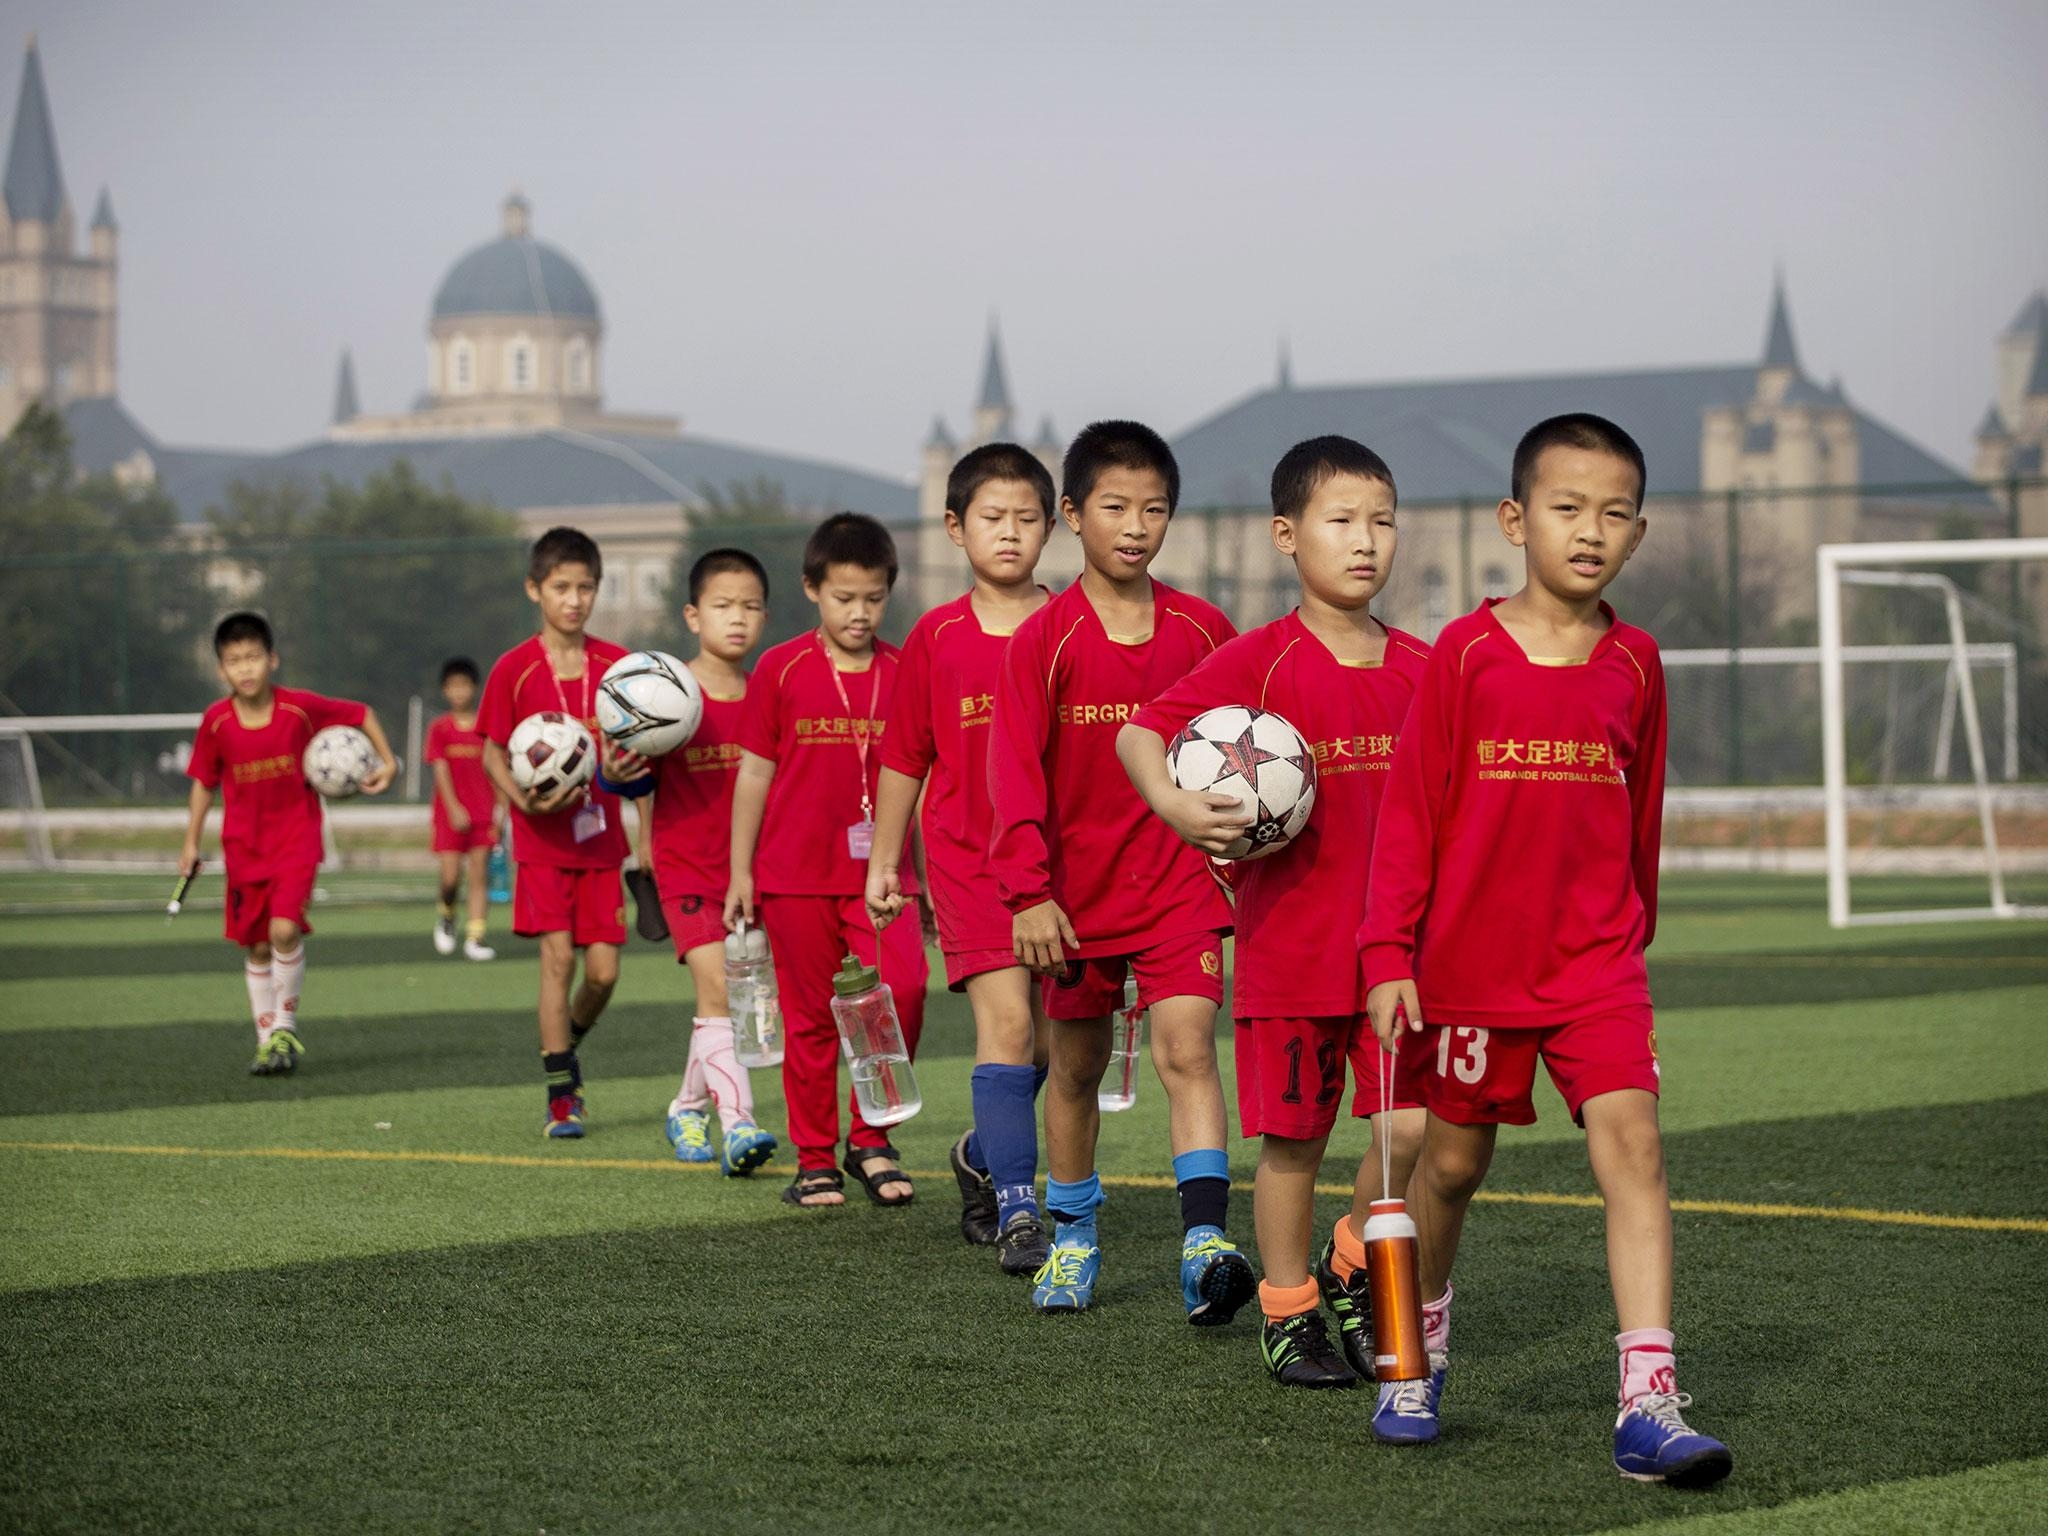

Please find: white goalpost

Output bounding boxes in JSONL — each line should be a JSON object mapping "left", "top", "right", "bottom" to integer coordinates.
{"left": 1818, "top": 538, "right": 2048, "bottom": 928}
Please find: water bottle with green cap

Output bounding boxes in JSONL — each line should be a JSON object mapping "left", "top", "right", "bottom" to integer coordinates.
{"left": 829, "top": 953, "right": 921, "bottom": 1127}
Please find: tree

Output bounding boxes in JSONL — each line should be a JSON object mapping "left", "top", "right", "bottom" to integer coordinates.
{"left": 663, "top": 477, "right": 815, "bottom": 653}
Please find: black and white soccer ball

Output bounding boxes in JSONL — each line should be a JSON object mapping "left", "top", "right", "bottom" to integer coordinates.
{"left": 303, "top": 724, "right": 379, "bottom": 799}
{"left": 596, "top": 650, "right": 703, "bottom": 757}
{"left": 1166, "top": 705, "right": 1317, "bottom": 862}
{"left": 507, "top": 711, "right": 598, "bottom": 799}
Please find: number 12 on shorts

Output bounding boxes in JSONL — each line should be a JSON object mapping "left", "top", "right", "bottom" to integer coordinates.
{"left": 1436, "top": 1026, "right": 1489, "bottom": 1085}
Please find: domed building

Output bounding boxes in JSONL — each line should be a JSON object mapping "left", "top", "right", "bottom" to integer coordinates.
{"left": 335, "top": 192, "right": 677, "bottom": 440}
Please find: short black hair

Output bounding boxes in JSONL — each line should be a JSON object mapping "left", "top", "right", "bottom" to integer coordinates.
{"left": 439, "top": 656, "right": 479, "bottom": 685}
{"left": 688, "top": 547, "right": 770, "bottom": 605}
{"left": 802, "top": 511, "right": 898, "bottom": 589}
{"left": 1062, "top": 420, "right": 1180, "bottom": 513}
{"left": 529, "top": 525, "right": 603, "bottom": 584}
{"left": 1270, "top": 435, "right": 1397, "bottom": 521}
{"left": 213, "top": 611, "right": 273, "bottom": 656}
{"left": 1510, "top": 413, "right": 1647, "bottom": 507}
{"left": 946, "top": 442, "right": 1055, "bottom": 523}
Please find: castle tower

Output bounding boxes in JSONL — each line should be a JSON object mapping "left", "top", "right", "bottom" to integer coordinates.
{"left": 972, "top": 318, "right": 1013, "bottom": 441}
{"left": 0, "top": 37, "right": 118, "bottom": 428}
{"left": 332, "top": 349, "right": 359, "bottom": 427}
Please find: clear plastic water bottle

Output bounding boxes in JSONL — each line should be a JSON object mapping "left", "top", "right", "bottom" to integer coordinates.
{"left": 829, "top": 954, "right": 921, "bottom": 1127}
{"left": 1099, "top": 973, "right": 1144, "bottom": 1112}
{"left": 726, "top": 923, "right": 784, "bottom": 1069}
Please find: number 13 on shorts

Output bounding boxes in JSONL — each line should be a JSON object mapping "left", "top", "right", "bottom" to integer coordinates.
{"left": 1436, "top": 1026, "right": 1490, "bottom": 1085}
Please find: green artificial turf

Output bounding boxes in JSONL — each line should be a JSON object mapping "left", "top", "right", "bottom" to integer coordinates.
{"left": 1, "top": 871, "right": 2044, "bottom": 1534}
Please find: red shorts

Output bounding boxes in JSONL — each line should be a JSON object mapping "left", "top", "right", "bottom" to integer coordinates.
{"left": 431, "top": 815, "right": 497, "bottom": 854}
{"left": 1234, "top": 1015, "right": 1422, "bottom": 1140}
{"left": 944, "top": 946, "right": 1022, "bottom": 990}
{"left": 1400, "top": 1008, "right": 1660, "bottom": 1126}
{"left": 665, "top": 891, "right": 728, "bottom": 961}
{"left": 513, "top": 862, "right": 626, "bottom": 947}
{"left": 1042, "top": 930, "right": 1226, "bottom": 1022}
{"left": 224, "top": 864, "right": 317, "bottom": 947}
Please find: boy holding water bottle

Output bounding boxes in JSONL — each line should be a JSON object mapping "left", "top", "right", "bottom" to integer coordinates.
{"left": 865, "top": 443, "right": 1056, "bottom": 1277}
{"left": 725, "top": 513, "right": 929, "bottom": 1210}
{"left": 1121, "top": 436, "right": 1430, "bottom": 1412}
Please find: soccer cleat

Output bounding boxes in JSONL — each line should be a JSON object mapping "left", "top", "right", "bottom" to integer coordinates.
{"left": 720, "top": 1121, "right": 778, "bottom": 1177}
{"left": 949, "top": 1130, "right": 1000, "bottom": 1246}
{"left": 544, "top": 1094, "right": 586, "bottom": 1138}
{"left": 1314, "top": 1235, "right": 1375, "bottom": 1378}
{"left": 1031, "top": 1227, "right": 1101, "bottom": 1313}
{"left": 1261, "top": 1309, "right": 1359, "bottom": 1389}
{"left": 1181, "top": 1227, "right": 1257, "bottom": 1327}
{"left": 1613, "top": 1393, "right": 1733, "bottom": 1487}
{"left": 248, "top": 1029, "right": 304, "bottom": 1077}
{"left": 433, "top": 917, "right": 457, "bottom": 956}
{"left": 995, "top": 1212, "right": 1051, "bottom": 1277}
{"left": 462, "top": 938, "right": 496, "bottom": 962}
{"left": 665, "top": 1108, "right": 714, "bottom": 1163}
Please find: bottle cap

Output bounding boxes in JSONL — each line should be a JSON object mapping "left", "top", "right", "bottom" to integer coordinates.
{"left": 832, "top": 953, "right": 881, "bottom": 998}
{"left": 744, "top": 927, "right": 770, "bottom": 961}
{"left": 724, "top": 930, "right": 745, "bottom": 962}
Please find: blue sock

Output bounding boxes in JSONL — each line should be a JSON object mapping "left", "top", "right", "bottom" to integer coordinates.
{"left": 971, "top": 1063, "right": 1041, "bottom": 1227}
{"left": 1172, "top": 1148, "right": 1230, "bottom": 1235}
{"left": 1046, "top": 1171, "right": 1103, "bottom": 1234}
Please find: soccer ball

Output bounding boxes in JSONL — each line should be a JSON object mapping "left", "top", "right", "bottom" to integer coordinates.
{"left": 1166, "top": 705, "right": 1318, "bottom": 862}
{"left": 595, "top": 650, "right": 702, "bottom": 757}
{"left": 507, "top": 711, "right": 598, "bottom": 800}
{"left": 303, "top": 724, "right": 379, "bottom": 799}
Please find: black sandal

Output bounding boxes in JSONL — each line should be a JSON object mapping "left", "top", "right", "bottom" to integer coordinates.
{"left": 782, "top": 1167, "right": 845, "bottom": 1207}
{"left": 842, "top": 1144, "right": 915, "bottom": 1207}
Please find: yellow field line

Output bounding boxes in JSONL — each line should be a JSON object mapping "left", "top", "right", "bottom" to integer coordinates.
{"left": 3, "top": 1137, "right": 2043, "bottom": 1234}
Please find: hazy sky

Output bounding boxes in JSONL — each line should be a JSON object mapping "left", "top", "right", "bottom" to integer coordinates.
{"left": 17, "top": 0, "right": 2048, "bottom": 479}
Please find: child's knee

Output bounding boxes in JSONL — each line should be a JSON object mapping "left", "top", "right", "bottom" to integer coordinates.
{"left": 1423, "top": 1132, "right": 1491, "bottom": 1203}
{"left": 1381, "top": 1109, "right": 1427, "bottom": 1169}
{"left": 1049, "top": 1022, "right": 1110, "bottom": 1084}
{"left": 582, "top": 952, "right": 620, "bottom": 993}
{"left": 1149, "top": 1010, "right": 1219, "bottom": 1081}
{"left": 538, "top": 936, "right": 576, "bottom": 979}
{"left": 268, "top": 920, "right": 301, "bottom": 953}
{"left": 1591, "top": 1110, "right": 1666, "bottom": 1185}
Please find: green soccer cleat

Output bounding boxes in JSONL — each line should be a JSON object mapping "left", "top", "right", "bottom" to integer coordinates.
{"left": 248, "top": 1029, "right": 304, "bottom": 1077}
{"left": 1314, "top": 1235, "right": 1375, "bottom": 1378}
{"left": 1261, "top": 1309, "right": 1359, "bottom": 1389}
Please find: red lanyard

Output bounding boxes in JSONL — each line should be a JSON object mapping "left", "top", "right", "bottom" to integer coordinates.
{"left": 818, "top": 634, "right": 882, "bottom": 822}
{"left": 547, "top": 646, "right": 589, "bottom": 723}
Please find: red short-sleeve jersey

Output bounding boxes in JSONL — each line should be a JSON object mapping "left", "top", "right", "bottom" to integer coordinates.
{"left": 648, "top": 691, "right": 745, "bottom": 900}
{"left": 187, "top": 686, "right": 367, "bottom": 880}
{"left": 478, "top": 633, "right": 631, "bottom": 870}
{"left": 425, "top": 713, "right": 496, "bottom": 836}
{"left": 1136, "top": 610, "right": 1428, "bottom": 1017}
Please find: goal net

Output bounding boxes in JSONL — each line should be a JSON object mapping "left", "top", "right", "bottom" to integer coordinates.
{"left": 0, "top": 714, "right": 207, "bottom": 874}
{"left": 1817, "top": 539, "right": 2048, "bottom": 927}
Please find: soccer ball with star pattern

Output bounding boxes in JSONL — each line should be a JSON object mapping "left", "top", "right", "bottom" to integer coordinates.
{"left": 1165, "top": 705, "right": 1318, "bottom": 862}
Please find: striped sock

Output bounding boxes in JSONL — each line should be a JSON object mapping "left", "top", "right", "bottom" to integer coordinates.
{"left": 270, "top": 944, "right": 305, "bottom": 1033}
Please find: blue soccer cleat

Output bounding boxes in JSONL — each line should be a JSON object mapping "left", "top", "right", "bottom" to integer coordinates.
{"left": 1031, "top": 1226, "right": 1101, "bottom": 1313}
{"left": 665, "top": 1108, "right": 714, "bottom": 1163}
{"left": 1371, "top": 1352, "right": 1447, "bottom": 1444}
{"left": 544, "top": 1094, "right": 585, "bottom": 1138}
{"left": 1180, "top": 1226, "right": 1256, "bottom": 1327}
{"left": 1613, "top": 1393, "right": 1732, "bottom": 1486}
{"left": 720, "top": 1121, "right": 777, "bottom": 1177}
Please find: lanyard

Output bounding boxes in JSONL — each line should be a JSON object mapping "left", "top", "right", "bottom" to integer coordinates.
{"left": 547, "top": 647, "right": 589, "bottom": 723}
{"left": 818, "top": 634, "right": 882, "bottom": 822}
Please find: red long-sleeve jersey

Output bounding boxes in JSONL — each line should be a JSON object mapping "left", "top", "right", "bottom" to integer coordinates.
{"left": 989, "top": 577, "right": 1236, "bottom": 957}
{"left": 1359, "top": 599, "right": 1666, "bottom": 1028}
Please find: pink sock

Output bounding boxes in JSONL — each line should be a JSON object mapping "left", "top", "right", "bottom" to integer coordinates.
{"left": 271, "top": 945, "right": 305, "bottom": 1032}
{"left": 1617, "top": 1327, "right": 1677, "bottom": 1408}
{"left": 244, "top": 960, "right": 275, "bottom": 1042}
{"left": 671, "top": 1018, "right": 711, "bottom": 1115}
{"left": 1423, "top": 1283, "right": 1453, "bottom": 1356}
{"left": 693, "top": 1016, "right": 755, "bottom": 1129}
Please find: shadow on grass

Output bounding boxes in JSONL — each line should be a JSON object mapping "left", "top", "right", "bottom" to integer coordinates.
{"left": 1649, "top": 929, "right": 2047, "bottom": 1009}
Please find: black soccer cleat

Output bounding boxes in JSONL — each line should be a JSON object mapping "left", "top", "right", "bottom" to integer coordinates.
{"left": 949, "top": 1130, "right": 1000, "bottom": 1246}
{"left": 1315, "top": 1235, "right": 1375, "bottom": 1378}
{"left": 995, "top": 1212, "right": 1052, "bottom": 1276}
{"left": 1261, "top": 1310, "right": 1360, "bottom": 1389}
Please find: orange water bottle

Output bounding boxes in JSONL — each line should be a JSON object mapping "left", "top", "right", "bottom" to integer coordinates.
{"left": 1364, "top": 1197, "right": 1428, "bottom": 1381}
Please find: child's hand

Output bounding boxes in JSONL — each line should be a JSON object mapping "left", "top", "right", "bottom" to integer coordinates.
{"left": 865, "top": 865, "right": 906, "bottom": 930}
{"left": 178, "top": 839, "right": 202, "bottom": 879}
{"left": 920, "top": 896, "right": 940, "bottom": 949}
{"left": 600, "top": 740, "right": 652, "bottom": 784}
{"left": 1366, "top": 978, "right": 1423, "bottom": 1053}
{"left": 449, "top": 805, "right": 472, "bottom": 834}
{"left": 723, "top": 874, "right": 756, "bottom": 932}
{"left": 1160, "top": 787, "right": 1254, "bottom": 858}
{"left": 1013, "top": 899, "right": 1078, "bottom": 975}
{"left": 360, "top": 757, "right": 396, "bottom": 796}
{"left": 529, "top": 780, "right": 586, "bottom": 816}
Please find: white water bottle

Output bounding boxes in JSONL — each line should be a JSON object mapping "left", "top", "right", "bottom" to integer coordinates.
{"left": 829, "top": 954, "right": 921, "bottom": 1127}
{"left": 1099, "top": 973, "right": 1144, "bottom": 1112}
{"left": 726, "top": 924, "right": 784, "bottom": 1068}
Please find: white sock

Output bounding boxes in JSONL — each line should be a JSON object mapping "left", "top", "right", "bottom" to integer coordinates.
{"left": 694, "top": 1016, "right": 754, "bottom": 1130}
{"left": 271, "top": 944, "right": 305, "bottom": 1033}
{"left": 670, "top": 1016, "right": 711, "bottom": 1117}
{"left": 245, "top": 959, "right": 276, "bottom": 1043}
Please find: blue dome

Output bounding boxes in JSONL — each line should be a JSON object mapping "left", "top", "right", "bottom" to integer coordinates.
{"left": 431, "top": 223, "right": 600, "bottom": 323}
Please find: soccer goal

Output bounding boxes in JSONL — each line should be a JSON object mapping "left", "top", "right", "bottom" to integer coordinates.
{"left": 0, "top": 714, "right": 207, "bottom": 873}
{"left": 1818, "top": 539, "right": 2048, "bottom": 927}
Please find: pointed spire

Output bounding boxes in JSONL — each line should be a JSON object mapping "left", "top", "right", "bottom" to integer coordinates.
{"left": 1762, "top": 269, "right": 1800, "bottom": 373}
{"left": 925, "top": 414, "right": 954, "bottom": 451}
{"left": 2002, "top": 290, "right": 2047, "bottom": 339}
{"left": 1976, "top": 403, "right": 2009, "bottom": 441}
{"left": 90, "top": 184, "right": 114, "bottom": 231}
{"left": 1276, "top": 337, "right": 1294, "bottom": 391}
{"left": 2026, "top": 307, "right": 2048, "bottom": 399}
{"left": 976, "top": 317, "right": 1012, "bottom": 416}
{"left": 4, "top": 35, "right": 68, "bottom": 223}
{"left": 333, "top": 349, "right": 360, "bottom": 426}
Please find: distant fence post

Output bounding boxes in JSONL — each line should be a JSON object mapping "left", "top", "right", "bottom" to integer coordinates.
{"left": 1725, "top": 490, "right": 1743, "bottom": 784}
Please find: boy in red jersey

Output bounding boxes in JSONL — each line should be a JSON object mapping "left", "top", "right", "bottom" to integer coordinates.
{"left": 1362, "top": 415, "right": 1730, "bottom": 1484}
{"left": 1123, "top": 436, "right": 1429, "bottom": 1396}
{"left": 865, "top": 443, "right": 1055, "bottom": 1275}
{"left": 426, "top": 656, "right": 503, "bottom": 962}
{"left": 988, "top": 419, "right": 1254, "bottom": 1323}
{"left": 725, "top": 513, "right": 929, "bottom": 1209}
{"left": 179, "top": 611, "right": 396, "bottom": 1076}
{"left": 605, "top": 549, "right": 779, "bottom": 1177}
{"left": 479, "top": 527, "right": 647, "bottom": 1139}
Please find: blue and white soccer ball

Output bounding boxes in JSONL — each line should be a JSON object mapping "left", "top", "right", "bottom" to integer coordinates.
{"left": 1166, "top": 705, "right": 1317, "bottom": 862}
{"left": 596, "top": 650, "right": 703, "bottom": 757}
{"left": 303, "top": 724, "right": 379, "bottom": 799}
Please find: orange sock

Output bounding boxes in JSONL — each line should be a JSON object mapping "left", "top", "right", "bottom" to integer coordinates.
{"left": 1258, "top": 1276, "right": 1320, "bottom": 1323}
{"left": 1330, "top": 1214, "right": 1367, "bottom": 1285}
